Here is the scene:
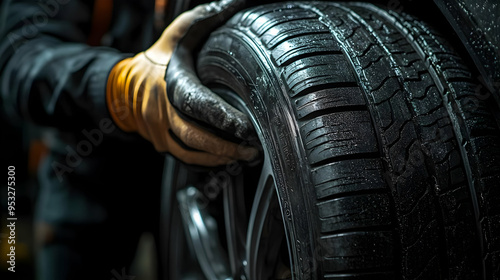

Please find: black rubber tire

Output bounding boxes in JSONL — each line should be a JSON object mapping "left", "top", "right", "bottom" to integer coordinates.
{"left": 197, "top": 2, "right": 500, "bottom": 279}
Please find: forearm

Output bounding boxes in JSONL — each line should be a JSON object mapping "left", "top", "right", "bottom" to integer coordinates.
{"left": 0, "top": 0, "right": 128, "bottom": 129}
{"left": 1, "top": 38, "right": 126, "bottom": 128}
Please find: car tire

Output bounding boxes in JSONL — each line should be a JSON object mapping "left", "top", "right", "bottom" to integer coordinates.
{"left": 195, "top": 2, "right": 500, "bottom": 279}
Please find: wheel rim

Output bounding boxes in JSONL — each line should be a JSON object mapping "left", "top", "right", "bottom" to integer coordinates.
{"left": 175, "top": 88, "right": 293, "bottom": 280}
{"left": 219, "top": 87, "right": 292, "bottom": 279}
{"left": 225, "top": 147, "right": 287, "bottom": 280}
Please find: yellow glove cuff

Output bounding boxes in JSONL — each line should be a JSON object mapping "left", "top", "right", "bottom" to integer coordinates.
{"left": 106, "top": 57, "right": 143, "bottom": 133}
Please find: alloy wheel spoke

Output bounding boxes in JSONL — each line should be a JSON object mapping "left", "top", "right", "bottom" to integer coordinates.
{"left": 177, "top": 187, "right": 232, "bottom": 280}
{"left": 245, "top": 157, "right": 280, "bottom": 279}
{"left": 224, "top": 174, "right": 248, "bottom": 276}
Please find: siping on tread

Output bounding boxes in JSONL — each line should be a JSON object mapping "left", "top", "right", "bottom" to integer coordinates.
{"left": 199, "top": 2, "right": 500, "bottom": 279}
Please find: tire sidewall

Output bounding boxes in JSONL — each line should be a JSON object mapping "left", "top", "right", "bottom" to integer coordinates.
{"left": 198, "top": 28, "right": 322, "bottom": 279}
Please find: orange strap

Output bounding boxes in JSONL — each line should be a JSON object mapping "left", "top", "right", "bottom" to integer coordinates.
{"left": 87, "top": 0, "right": 113, "bottom": 46}
{"left": 155, "top": 0, "right": 168, "bottom": 15}
{"left": 155, "top": 0, "right": 169, "bottom": 30}
{"left": 28, "top": 140, "right": 48, "bottom": 175}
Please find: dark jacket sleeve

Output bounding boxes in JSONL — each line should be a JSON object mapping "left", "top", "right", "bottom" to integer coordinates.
{"left": 0, "top": 0, "right": 129, "bottom": 130}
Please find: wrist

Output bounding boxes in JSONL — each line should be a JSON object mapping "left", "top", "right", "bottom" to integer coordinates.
{"left": 106, "top": 57, "right": 138, "bottom": 132}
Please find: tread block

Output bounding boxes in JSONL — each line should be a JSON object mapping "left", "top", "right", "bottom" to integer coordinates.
{"left": 271, "top": 33, "right": 340, "bottom": 67}
{"left": 261, "top": 19, "right": 330, "bottom": 49}
{"left": 470, "top": 136, "right": 500, "bottom": 177}
{"left": 317, "top": 193, "right": 392, "bottom": 233}
{"left": 370, "top": 78, "right": 402, "bottom": 105}
{"left": 251, "top": 9, "right": 318, "bottom": 36}
{"left": 312, "top": 159, "right": 387, "bottom": 200}
{"left": 301, "top": 111, "right": 378, "bottom": 164}
{"left": 320, "top": 231, "right": 394, "bottom": 272}
{"left": 283, "top": 55, "right": 357, "bottom": 98}
{"left": 294, "top": 87, "right": 366, "bottom": 119}
{"left": 401, "top": 223, "right": 442, "bottom": 280}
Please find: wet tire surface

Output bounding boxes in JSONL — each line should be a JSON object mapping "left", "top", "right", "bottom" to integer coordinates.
{"left": 197, "top": 2, "right": 500, "bottom": 279}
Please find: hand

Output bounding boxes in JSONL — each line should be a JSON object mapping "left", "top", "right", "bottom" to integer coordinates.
{"left": 106, "top": 0, "right": 256, "bottom": 166}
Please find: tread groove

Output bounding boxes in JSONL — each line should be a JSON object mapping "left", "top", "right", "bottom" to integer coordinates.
{"left": 197, "top": 2, "right": 500, "bottom": 279}
{"left": 315, "top": 187, "right": 389, "bottom": 203}
{"left": 275, "top": 50, "right": 343, "bottom": 67}
{"left": 297, "top": 104, "right": 368, "bottom": 121}
{"left": 310, "top": 152, "right": 380, "bottom": 169}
